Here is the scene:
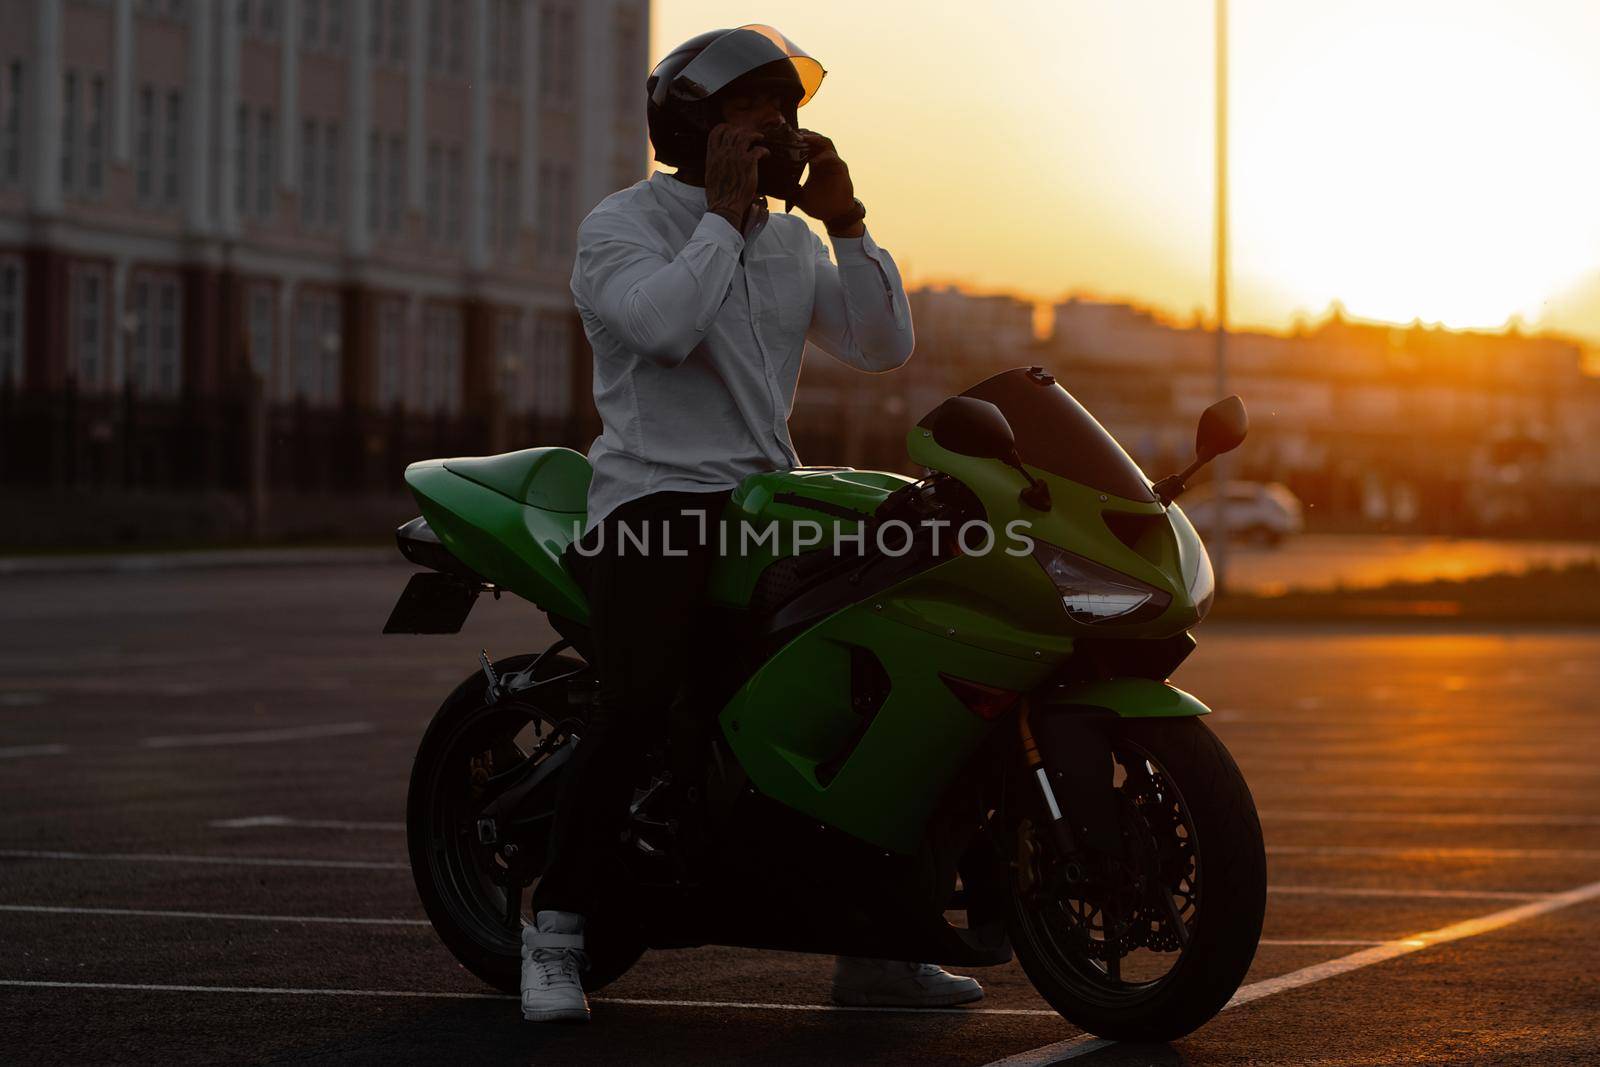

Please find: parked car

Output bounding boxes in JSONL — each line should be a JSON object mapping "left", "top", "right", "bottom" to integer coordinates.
{"left": 1180, "top": 481, "right": 1304, "bottom": 545}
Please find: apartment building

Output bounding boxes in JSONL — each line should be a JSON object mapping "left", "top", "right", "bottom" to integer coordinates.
{"left": 0, "top": 0, "right": 649, "bottom": 428}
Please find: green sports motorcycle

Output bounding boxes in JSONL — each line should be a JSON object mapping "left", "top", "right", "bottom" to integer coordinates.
{"left": 387, "top": 365, "right": 1266, "bottom": 1041}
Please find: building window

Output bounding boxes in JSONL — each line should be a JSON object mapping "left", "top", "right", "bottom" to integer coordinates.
{"left": 385, "top": 134, "right": 403, "bottom": 233}
{"left": 488, "top": 153, "right": 520, "bottom": 257}
{"left": 137, "top": 1, "right": 188, "bottom": 19}
{"left": 155, "top": 279, "right": 181, "bottom": 395}
{"left": 427, "top": 0, "right": 443, "bottom": 72}
{"left": 376, "top": 297, "right": 407, "bottom": 408}
{"left": 60, "top": 71, "right": 77, "bottom": 193}
{"left": 502, "top": 157, "right": 519, "bottom": 252}
{"left": 538, "top": 4, "right": 576, "bottom": 103}
{"left": 255, "top": 108, "right": 275, "bottom": 218}
{"left": 162, "top": 90, "right": 182, "bottom": 206}
{"left": 387, "top": 0, "right": 406, "bottom": 62}
{"left": 239, "top": 0, "right": 281, "bottom": 37}
{"left": 128, "top": 272, "right": 184, "bottom": 397}
{"left": 533, "top": 313, "right": 572, "bottom": 418}
{"left": 246, "top": 283, "right": 277, "bottom": 392}
{"left": 322, "top": 120, "right": 341, "bottom": 226}
{"left": 302, "top": 0, "right": 321, "bottom": 49}
{"left": 615, "top": 14, "right": 640, "bottom": 119}
{"left": 366, "top": 131, "right": 381, "bottom": 233}
{"left": 0, "top": 256, "right": 23, "bottom": 388}
{"left": 421, "top": 304, "right": 462, "bottom": 414}
{"left": 2, "top": 61, "right": 22, "bottom": 187}
{"left": 538, "top": 160, "right": 574, "bottom": 258}
{"left": 488, "top": 0, "right": 522, "bottom": 86}
{"left": 496, "top": 310, "right": 526, "bottom": 412}
{"left": 301, "top": 118, "right": 320, "bottom": 225}
{"left": 84, "top": 75, "right": 105, "bottom": 196}
{"left": 235, "top": 103, "right": 250, "bottom": 216}
{"left": 444, "top": 145, "right": 462, "bottom": 245}
{"left": 446, "top": 0, "right": 465, "bottom": 74}
{"left": 424, "top": 142, "right": 441, "bottom": 242}
{"left": 232, "top": 106, "right": 275, "bottom": 221}
{"left": 326, "top": 0, "right": 345, "bottom": 49}
{"left": 292, "top": 290, "right": 342, "bottom": 406}
{"left": 69, "top": 265, "right": 108, "bottom": 392}
{"left": 136, "top": 86, "right": 155, "bottom": 203}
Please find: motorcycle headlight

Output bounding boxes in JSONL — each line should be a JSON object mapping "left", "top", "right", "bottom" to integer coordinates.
{"left": 1032, "top": 541, "right": 1172, "bottom": 624}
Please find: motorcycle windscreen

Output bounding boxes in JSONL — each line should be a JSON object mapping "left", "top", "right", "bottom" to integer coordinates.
{"left": 659, "top": 24, "right": 826, "bottom": 107}
{"left": 962, "top": 368, "right": 1157, "bottom": 502}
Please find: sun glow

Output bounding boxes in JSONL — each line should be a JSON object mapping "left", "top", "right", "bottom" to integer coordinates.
{"left": 1232, "top": 4, "right": 1600, "bottom": 331}
{"left": 653, "top": 1, "right": 1600, "bottom": 341}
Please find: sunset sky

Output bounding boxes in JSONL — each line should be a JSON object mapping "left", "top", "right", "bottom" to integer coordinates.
{"left": 651, "top": 1, "right": 1600, "bottom": 345}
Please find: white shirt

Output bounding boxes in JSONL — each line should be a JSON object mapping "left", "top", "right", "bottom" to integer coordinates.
{"left": 571, "top": 170, "right": 915, "bottom": 530}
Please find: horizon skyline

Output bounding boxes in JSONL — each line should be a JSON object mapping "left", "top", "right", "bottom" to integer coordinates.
{"left": 652, "top": 1, "right": 1600, "bottom": 355}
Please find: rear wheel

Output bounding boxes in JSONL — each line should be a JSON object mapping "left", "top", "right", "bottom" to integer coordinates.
{"left": 1004, "top": 717, "right": 1265, "bottom": 1041}
{"left": 406, "top": 652, "right": 645, "bottom": 994}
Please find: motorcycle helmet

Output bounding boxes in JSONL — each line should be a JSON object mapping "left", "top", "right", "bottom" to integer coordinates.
{"left": 646, "top": 24, "right": 826, "bottom": 202}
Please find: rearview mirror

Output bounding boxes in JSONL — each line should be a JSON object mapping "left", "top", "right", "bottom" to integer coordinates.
{"left": 917, "top": 396, "right": 1016, "bottom": 460}
{"left": 1196, "top": 395, "right": 1248, "bottom": 461}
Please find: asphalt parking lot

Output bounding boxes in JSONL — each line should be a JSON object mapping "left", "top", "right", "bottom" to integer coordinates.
{"left": 2, "top": 561, "right": 1598, "bottom": 1065}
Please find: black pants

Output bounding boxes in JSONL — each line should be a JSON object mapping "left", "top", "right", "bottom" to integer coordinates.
{"left": 531, "top": 489, "right": 731, "bottom": 917}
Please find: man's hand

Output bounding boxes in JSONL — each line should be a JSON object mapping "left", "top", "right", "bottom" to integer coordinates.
{"left": 795, "top": 131, "right": 861, "bottom": 236}
{"left": 705, "top": 123, "right": 767, "bottom": 232}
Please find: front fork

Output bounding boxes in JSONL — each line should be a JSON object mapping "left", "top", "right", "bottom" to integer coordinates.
{"left": 1018, "top": 698, "right": 1079, "bottom": 859}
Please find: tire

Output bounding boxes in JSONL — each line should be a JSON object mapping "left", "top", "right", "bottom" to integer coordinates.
{"left": 1004, "top": 716, "right": 1266, "bottom": 1041}
{"left": 406, "top": 652, "right": 646, "bottom": 995}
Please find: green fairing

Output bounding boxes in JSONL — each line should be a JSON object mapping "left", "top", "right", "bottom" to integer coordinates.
{"left": 404, "top": 411, "right": 1216, "bottom": 854}
{"left": 707, "top": 466, "right": 914, "bottom": 607}
{"left": 1036, "top": 678, "right": 1211, "bottom": 719}
{"left": 405, "top": 451, "right": 591, "bottom": 623}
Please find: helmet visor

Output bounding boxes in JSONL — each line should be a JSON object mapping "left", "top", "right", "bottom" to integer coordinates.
{"left": 654, "top": 24, "right": 825, "bottom": 109}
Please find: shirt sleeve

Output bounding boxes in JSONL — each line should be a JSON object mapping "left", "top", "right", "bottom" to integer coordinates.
{"left": 805, "top": 225, "right": 916, "bottom": 373}
{"left": 573, "top": 209, "right": 746, "bottom": 368}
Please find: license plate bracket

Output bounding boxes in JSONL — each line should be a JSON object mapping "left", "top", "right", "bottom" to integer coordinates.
{"left": 383, "top": 572, "right": 481, "bottom": 634}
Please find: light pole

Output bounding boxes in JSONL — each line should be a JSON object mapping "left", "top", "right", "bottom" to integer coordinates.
{"left": 1212, "top": 0, "right": 1232, "bottom": 593}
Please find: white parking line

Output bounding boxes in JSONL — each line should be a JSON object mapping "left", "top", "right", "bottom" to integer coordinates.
{"left": 1269, "top": 884, "right": 1551, "bottom": 902}
{"left": 0, "top": 980, "right": 1060, "bottom": 1017}
{"left": 0, "top": 849, "right": 407, "bottom": 871}
{"left": 8, "top": 877, "right": 1600, "bottom": 1048}
{"left": 0, "top": 905, "right": 1454, "bottom": 951}
{"left": 1253, "top": 783, "right": 1573, "bottom": 801}
{"left": 1242, "top": 759, "right": 1600, "bottom": 778}
{"left": 211, "top": 810, "right": 1600, "bottom": 833}
{"left": 209, "top": 816, "right": 405, "bottom": 831}
{"left": 0, "top": 905, "right": 428, "bottom": 926}
{"left": 1268, "top": 844, "right": 1600, "bottom": 861}
{"left": 140, "top": 722, "right": 374, "bottom": 749}
{"left": 0, "top": 743, "right": 69, "bottom": 759}
{"left": 1263, "top": 810, "right": 1600, "bottom": 828}
{"left": 984, "top": 875, "right": 1600, "bottom": 1065}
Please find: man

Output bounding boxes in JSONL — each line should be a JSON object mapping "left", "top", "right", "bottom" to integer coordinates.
{"left": 519, "top": 25, "right": 984, "bottom": 1023}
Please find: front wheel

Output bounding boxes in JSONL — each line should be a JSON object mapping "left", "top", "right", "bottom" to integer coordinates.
{"left": 1004, "top": 717, "right": 1266, "bottom": 1041}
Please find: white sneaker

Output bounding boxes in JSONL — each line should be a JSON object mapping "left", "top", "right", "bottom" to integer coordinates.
{"left": 831, "top": 956, "right": 985, "bottom": 1008}
{"left": 521, "top": 911, "right": 590, "bottom": 1023}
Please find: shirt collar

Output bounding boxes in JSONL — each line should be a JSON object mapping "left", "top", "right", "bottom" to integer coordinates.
{"left": 652, "top": 170, "right": 707, "bottom": 209}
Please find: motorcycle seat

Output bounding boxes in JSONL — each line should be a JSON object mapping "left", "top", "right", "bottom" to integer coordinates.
{"left": 445, "top": 447, "right": 592, "bottom": 515}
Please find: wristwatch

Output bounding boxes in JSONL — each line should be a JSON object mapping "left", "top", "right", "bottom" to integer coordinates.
{"left": 825, "top": 197, "right": 867, "bottom": 236}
